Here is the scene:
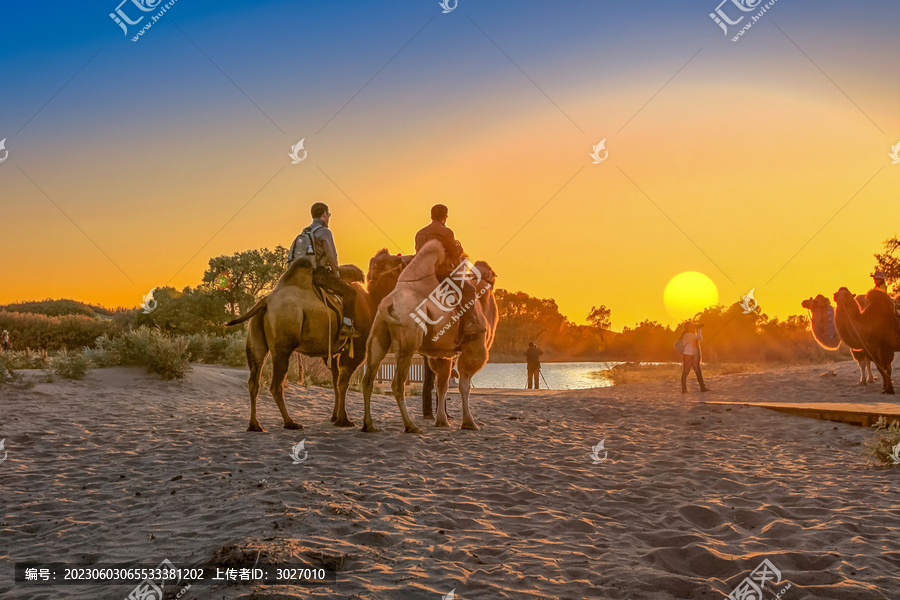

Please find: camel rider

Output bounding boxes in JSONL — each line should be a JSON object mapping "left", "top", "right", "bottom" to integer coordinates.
{"left": 292, "top": 202, "right": 358, "bottom": 338}
{"left": 872, "top": 270, "right": 888, "bottom": 294}
{"left": 415, "top": 204, "right": 486, "bottom": 344}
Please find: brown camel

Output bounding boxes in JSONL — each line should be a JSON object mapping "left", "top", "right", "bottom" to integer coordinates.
{"left": 367, "top": 248, "right": 439, "bottom": 419}
{"left": 360, "top": 240, "right": 498, "bottom": 433}
{"left": 226, "top": 258, "right": 372, "bottom": 431}
{"left": 801, "top": 294, "right": 874, "bottom": 384}
{"left": 832, "top": 287, "right": 900, "bottom": 394}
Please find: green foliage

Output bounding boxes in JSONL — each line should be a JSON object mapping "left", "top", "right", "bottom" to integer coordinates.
{"left": 201, "top": 246, "right": 288, "bottom": 315}
{"left": 2, "top": 348, "right": 51, "bottom": 369}
{"left": 0, "top": 298, "right": 114, "bottom": 318}
{"left": 0, "top": 353, "right": 14, "bottom": 386}
{"left": 133, "top": 287, "right": 233, "bottom": 336}
{"left": 146, "top": 333, "right": 191, "bottom": 380}
{"left": 874, "top": 236, "right": 900, "bottom": 294}
{"left": 53, "top": 348, "right": 90, "bottom": 380}
{"left": 0, "top": 311, "right": 113, "bottom": 352}
{"left": 864, "top": 417, "right": 900, "bottom": 466}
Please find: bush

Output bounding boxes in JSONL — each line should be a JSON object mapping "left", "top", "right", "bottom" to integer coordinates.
{"left": 3, "top": 348, "right": 51, "bottom": 370}
{"left": 0, "top": 353, "right": 14, "bottom": 386}
{"left": 0, "top": 311, "right": 112, "bottom": 352}
{"left": 224, "top": 332, "right": 248, "bottom": 367}
{"left": 864, "top": 417, "right": 900, "bottom": 466}
{"left": 53, "top": 348, "right": 90, "bottom": 380}
{"left": 146, "top": 332, "right": 191, "bottom": 380}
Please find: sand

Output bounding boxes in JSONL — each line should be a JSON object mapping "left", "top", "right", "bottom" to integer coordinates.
{"left": 1, "top": 360, "right": 898, "bottom": 600}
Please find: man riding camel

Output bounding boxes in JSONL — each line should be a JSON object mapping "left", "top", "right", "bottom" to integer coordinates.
{"left": 290, "top": 202, "right": 358, "bottom": 339}
{"left": 414, "top": 204, "right": 486, "bottom": 345}
{"left": 872, "top": 270, "right": 889, "bottom": 295}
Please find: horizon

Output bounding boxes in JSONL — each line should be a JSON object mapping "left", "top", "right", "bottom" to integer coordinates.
{"left": 2, "top": 0, "right": 899, "bottom": 328}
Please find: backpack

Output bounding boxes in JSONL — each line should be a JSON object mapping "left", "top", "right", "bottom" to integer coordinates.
{"left": 288, "top": 224, "right": 323, "bottom": 267}
{"left": 674, "top": 334, "right": 684, "bottom": 354}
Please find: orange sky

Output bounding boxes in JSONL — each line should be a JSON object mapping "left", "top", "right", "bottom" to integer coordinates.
{"left": 2, "top": 3, "right": 898, "bottom": 329}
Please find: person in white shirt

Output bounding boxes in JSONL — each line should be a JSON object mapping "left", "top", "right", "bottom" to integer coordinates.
{"left": 680, "top": 323, "right": 709, "bottom": 393}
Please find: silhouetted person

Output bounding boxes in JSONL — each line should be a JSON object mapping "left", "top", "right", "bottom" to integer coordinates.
{"left": 680, "top": 323, "right": 708, "bottom": 393}
{"left": 872, "top": 270, "right": 888, "bottom": 294}
{"left": 525, "top": 341, "right": 543, "bottom": 389}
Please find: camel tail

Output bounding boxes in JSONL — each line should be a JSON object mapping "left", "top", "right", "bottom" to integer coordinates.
{"left": 226, "top": 297, "right": 268, "bottom": 326}
{"left": 382, "top": 301, "right": 406, "bottom": 327}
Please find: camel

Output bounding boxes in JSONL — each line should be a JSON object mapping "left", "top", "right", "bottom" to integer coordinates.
{"left": 802, "top": 294, "right": 874, "bottom": 384}
{"left": 832, "top": 287, "right": 900, "bottom": 394}
{"left": 360, "top": 240, "right": 498, "bottom": 433}
{"left": 226, "top": 259, "right": 372, "bottom": 431}
{"left": 367, "top": 248, "right": 438, "bottom": 419}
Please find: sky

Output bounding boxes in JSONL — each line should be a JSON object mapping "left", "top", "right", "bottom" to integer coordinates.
{"left": 1, "top": 0, "right": 899, "bottom": 329}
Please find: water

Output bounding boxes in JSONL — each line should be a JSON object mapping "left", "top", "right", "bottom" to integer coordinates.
{"left": 470, "top": 362, "right": 622, "bottom": 390}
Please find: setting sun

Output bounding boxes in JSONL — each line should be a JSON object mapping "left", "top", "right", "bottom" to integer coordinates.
{"left": 663, "top": 272, "right": 719, "bottom": 322}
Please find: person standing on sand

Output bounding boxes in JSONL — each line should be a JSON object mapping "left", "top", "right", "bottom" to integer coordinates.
{"left": 680, "top": 323, "right": 709, "bottom": 393}
{"left": 525, "top": 342, "right": 543, "bottom": 389}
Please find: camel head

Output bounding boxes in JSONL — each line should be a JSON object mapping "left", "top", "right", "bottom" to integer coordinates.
{"left": 834, "top": 287, "right": 858, "bottom": 307}
{"left": 472, "top": 260, "right": 497, "bottom": 290}
{"left": 801, "top": 294, "right": 830, "bottom": 311}
{"left": 367, "top": 249, "right": 405, "bottom": 306}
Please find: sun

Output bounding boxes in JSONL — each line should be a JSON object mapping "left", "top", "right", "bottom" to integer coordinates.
{"left": 664, "top": 271, "right": 719, "bottom": 322}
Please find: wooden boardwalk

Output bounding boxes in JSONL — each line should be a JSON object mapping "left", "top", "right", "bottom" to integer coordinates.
{"left": 699, "top": 401, "right": 900, "bottom": 427}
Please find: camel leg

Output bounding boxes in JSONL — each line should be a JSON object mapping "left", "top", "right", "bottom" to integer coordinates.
{"left": 429, "top": 357, "right": 452, "bottom": 427}
{"left": 333, "top": 354, "right": 357, "bottom": 427}
{"left": 857, "top": 358, "right": 867, "bottom": 385}
{"left": 270, "top": 348, "right": 302, "bottom": 429}
{"left": 246, "top": 316, "right": 269, "bottom": 432}
{"left": 459, "top": 375, "right": 479, "bottom": 430}
{"left": 422, "top": 358, "right": 435, "bottom": 419}
{"left": 361, "top": 316, "right": 391, "bottom": 433}
{"left": 876, "top": 348, "right": 894, "bottom": 394}
{"left": 329, "top": 358, "right": 340, "bottom": 422}
{"left": 867, "top": 358, "right": 876, "bottom": 383}
{"left": 391, "top": 351, "right": 422, "bottom": 434}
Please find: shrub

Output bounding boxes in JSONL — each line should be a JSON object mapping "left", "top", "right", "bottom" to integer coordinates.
{"left": 146, "top": 332, "right": 191, "bottom": 380}
{"left": 864, "top": 417, "right": 900, "bottom": 467}
{"left": 0, "top": 353, "right": 14, "bottom": 386}
{"left": 0, "top": 311, "right": 112, "bottom": 352}
{"left": 224, "top": 332, "right": 248, "bottom": 367}
{"left": 53, "top": 348, "right": 90, "bottom": 380}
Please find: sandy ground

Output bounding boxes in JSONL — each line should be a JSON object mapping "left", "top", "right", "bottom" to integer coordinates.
{"left": 1, "top": 360, "right": 899, "bottom": 600}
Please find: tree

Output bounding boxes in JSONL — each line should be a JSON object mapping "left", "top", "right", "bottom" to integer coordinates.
{"left": 587, "top": 305, "right": 611, "bottom": 341}
{"left": 874, "top": 236, "right": 900, "bottom": 293}
{"left": 201, "top": 246, "right": 288, "bottom": 315}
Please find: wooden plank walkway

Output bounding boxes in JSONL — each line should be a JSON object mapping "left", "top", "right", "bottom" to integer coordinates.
{"left": 699, "top": 401, "right": 900, "bottom": 427}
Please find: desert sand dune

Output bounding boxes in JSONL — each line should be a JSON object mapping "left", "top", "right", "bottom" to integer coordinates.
{"left": 0, "top": 360, "right": 897, "bottom": 599}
